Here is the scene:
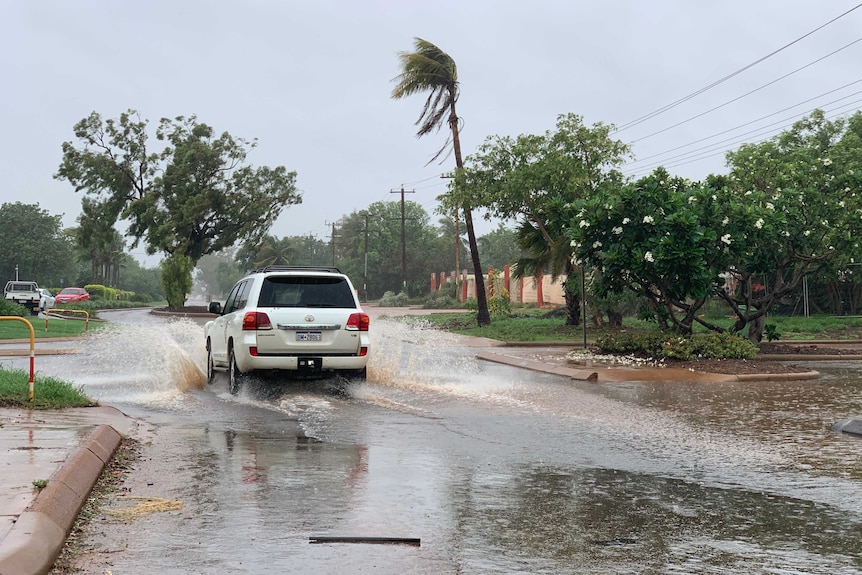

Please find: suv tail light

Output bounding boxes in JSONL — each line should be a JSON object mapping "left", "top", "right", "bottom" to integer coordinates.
{"left": 242, "top": 311, "right": 273, "bottom": 331}
{"left": 346, "top": 313, "right": 370, "bottom": 331}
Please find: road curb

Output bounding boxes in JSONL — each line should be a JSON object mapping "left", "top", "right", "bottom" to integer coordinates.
{"left": 0, "top": 425, "right": 121, "bottom": 575}
{"left": 476, "top": 350, "right": 822, "bottom": 383}
{"left": 476, "top": 351, "right": 599, "bottom": 381}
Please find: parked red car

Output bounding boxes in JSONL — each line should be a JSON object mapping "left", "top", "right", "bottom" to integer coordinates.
{"left": 55, "top": 287, "right": 90, "bottom": 304}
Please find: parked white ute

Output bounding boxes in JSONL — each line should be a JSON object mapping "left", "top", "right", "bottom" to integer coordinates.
{"left": 204, "top": 266, "right": 370, "bottom": 394}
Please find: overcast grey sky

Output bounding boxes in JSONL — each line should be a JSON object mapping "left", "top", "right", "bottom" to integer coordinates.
{"left": 4, "top": 1, "right": 860, "bottom": 265}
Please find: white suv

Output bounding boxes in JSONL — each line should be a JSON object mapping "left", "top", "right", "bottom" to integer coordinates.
{"left": 204, "top": 266, "right": 370, "bottom": 394}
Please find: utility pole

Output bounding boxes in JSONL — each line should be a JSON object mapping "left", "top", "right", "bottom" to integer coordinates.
{"left": 390, "top": 185, "right": 415, "bottom": 292}
{"left": 325, "top": 220, "right": 341, "bottom": 267}
{"left": 362, "top": 211, "right": 369, "bottom": 302}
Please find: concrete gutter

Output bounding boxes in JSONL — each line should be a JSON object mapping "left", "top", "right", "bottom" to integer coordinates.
{"left": 0, "top": 425, "right": 122, "bottom": 575}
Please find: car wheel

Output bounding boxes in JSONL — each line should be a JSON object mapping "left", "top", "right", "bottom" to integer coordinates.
{"left": 228, "top": 347, "right": 245, "bottom": 395}
{"left": 351, "top": 367, "right": 367, "bottom": 382}
{"left": 206, "top": 343, "right": 215, "bottom": 385}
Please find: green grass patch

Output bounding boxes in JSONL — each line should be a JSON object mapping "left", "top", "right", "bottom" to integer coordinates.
{"left": 406, "top": 309, "right": 862, "bottom": 344}
{"left": 0, "top": 316, "right": 100, "bottom": 340}
{"left": 0, "top": 367, "right": 96, "bottom": 409}
{"left": 404, "top": 310, "right": 596, "bottom": 343}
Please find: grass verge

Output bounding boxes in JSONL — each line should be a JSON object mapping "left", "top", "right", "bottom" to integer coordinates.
{"left": 406, "top": 309, "right": 862, "bottom": 344}
{"left": 0, "top": 316, "right": 99, "bottom": 340}
{"left": 0, "top": 367, "right": 96, "bottom": 409}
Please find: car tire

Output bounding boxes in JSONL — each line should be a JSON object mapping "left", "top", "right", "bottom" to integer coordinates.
{"left": 228, "top": 347, "right": 245, "bottom": 395}
{"left": 351, "top": 367, "right": 367, "bottom": 382}
{"left": 206, "top": 342, "right": 215, "bottom": 385}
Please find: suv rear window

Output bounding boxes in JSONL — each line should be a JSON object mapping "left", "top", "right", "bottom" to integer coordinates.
{"left": 258, "top": 276, "right": 356, "bottom": 309}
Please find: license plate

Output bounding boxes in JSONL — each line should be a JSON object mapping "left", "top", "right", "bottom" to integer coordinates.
{"left": 296, "top": 331, "right": 322, "bottom": 342}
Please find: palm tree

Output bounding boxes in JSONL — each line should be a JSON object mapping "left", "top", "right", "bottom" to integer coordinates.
{"left": 254, "top": 235, "right": 296, "bottom": 268}
{"left": 392, "top": 37, "right": 490, "bottom": 325}
{"left": 512, "top": 219, "right": 581, "bottom": 325}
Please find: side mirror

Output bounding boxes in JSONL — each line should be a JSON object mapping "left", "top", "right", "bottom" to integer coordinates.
{"left": 208, "top": 302, "right": 222, "bottom": 315}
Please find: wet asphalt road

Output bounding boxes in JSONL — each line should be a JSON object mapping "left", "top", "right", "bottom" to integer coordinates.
{"left": 19, "top": 308, "right": 862, "bottom": 574}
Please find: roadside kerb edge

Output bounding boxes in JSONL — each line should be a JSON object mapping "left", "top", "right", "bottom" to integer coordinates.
{"left": 0, "top": 425, "right": 122, "bottom": 575}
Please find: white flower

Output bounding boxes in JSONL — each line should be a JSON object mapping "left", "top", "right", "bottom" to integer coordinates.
{"left": 688, "top": 196, "right": 696, "bottom": 204}
{"left": 612, "top": 226, "right": 623, "bottom": 235}
{"left": 579, "top": 220, "right": 590, "bottom": 228}
{"left": 782, "top": 231, "right": 790, "bottom": 237}
{"left": 644, "top": 251, "right": 654, "bottom": 262}
{"left": 765, "top": 202, "right": 774, "bottom": 210}
{"left": 804, "top": 230, "right": 811, "bottom": 236}
{"left": 745, "top": 191, "right": 753, "bottom": 196}
{"left": 622, "top": 217, "right": 631, "bottom": 225}
{"left": 592, "top": 241, "right": 603, "bottom": 249}
{"left": 711, "top": 194, "right": 717, "bottom": 201}
{"left": 755, "top": 218, "right": 764, "bottom": 229}
{"left": 839, "top": 200, "right": 845, "bottom": 208}
{"left": 570, "top": 239, "right": 579, "bottom": 248}
{"left": 721, "top": 234, "right": 732, "bottom": 245}
{"left": 722, "top": 216, "right": 729, "bottom": 225}
{"left": 822, "top": 158, "right": 833, "bottom": 166}
{"left": 643, "top": 215, "right": 654, "bottom": 224}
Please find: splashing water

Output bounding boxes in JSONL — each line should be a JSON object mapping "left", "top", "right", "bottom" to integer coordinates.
{"left": 360, "top": 317, "right": 530, "bottom": 406}
{"left": 62, "top": 317, "right": 206, "bottom": 407}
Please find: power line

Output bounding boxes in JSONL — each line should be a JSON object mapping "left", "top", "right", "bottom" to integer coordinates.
{"left": 624, "top": 82, "right": 862, "bottom": 169}
{"left": 624, "top": 105, "right": 862, "bottom": 178}
{"left": 630, "top": 35, "right": 862, "bottom": 144}
{"left": 615, "top": 2, "right": 862, "bottom": 133}
{"left": 400, "top": 173, "right": 446, "bottom": 186}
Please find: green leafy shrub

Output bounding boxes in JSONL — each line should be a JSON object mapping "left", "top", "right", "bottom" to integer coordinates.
{"left": 661, "top": 336, "right": 698, "bottom": 360}
{"left": 694, "top": 331, "right": 758, "bottom": 359}
{"left": 488, "top": 288, "right": 511, "bottom": 318}
{"left": 84, "top": 284, "right": 108, "bottom": 299}
{"left": 378, "top": 291, "right": 409, "bottom": 307}
{"left": 764, "top": 324, "right": 781, "bottom": 341}
{"left": 0, "top": 299, "right": 27, "bottom": 317}
{"left": 423, "top": 295, "right": 457, "bottom": 309}
{"left": 596, "top": 330, "right": 757, "bottom": 360}
{"left": 83, "top": 284, "right": 135, "bottom": 301}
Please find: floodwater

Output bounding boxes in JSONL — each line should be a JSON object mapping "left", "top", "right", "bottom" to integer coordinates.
{"left": 18, "top": 309, "right": 862, "bottom": 574}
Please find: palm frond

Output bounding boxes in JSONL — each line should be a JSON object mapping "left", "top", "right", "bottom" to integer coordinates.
{"left": 391, "top": 37, "right": 459, "bottom": 140}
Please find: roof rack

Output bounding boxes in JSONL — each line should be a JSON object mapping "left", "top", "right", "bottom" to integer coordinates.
{"left": 251, "top": 265, "right": 342, "bottom": 274}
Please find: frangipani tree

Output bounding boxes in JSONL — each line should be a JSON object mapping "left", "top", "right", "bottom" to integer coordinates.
{"left": 573, "top": 110, "right": 862, "bottom": 341}
{"left": 720, "top": 110, "right": 862, "bottom": 338}
{"left": 572, "top": 168, "right": 759, "bottom": 334}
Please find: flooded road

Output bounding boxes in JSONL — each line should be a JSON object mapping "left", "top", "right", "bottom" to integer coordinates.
{"left": 17, "top": 309, "right": 862, "bottom": 573}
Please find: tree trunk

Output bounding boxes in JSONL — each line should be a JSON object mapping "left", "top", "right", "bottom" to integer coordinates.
{"left": 563, "top": 277, "right": 580, "bottom": 326}
{"left": 606, "top": 309, "right": 623, "bottom": 327}
{"left": 747, "top": 312, "right": 765, "bottom": 343}
{"left": 449, "top": 96, "right": 490, "bottom": 326}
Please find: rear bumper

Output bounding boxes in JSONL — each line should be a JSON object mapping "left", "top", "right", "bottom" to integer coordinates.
{"left": 234, "top": 343, "right": 368, "bottom": 373}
